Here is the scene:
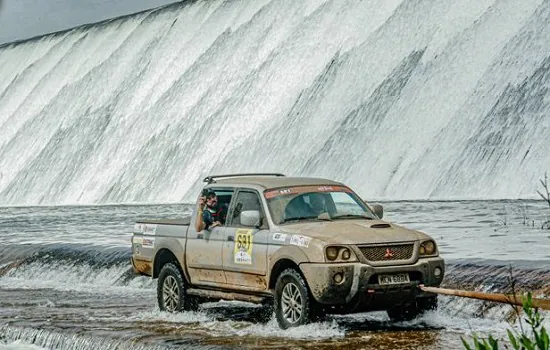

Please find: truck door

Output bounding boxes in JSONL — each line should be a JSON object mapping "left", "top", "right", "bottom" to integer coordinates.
{"left": 186, "top": 188, "right": 234, "bottom": 286}
{"left": 222, "top": 189, "right": 269, "bottom": 291}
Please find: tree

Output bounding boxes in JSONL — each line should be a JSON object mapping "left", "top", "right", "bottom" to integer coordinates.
{"left": 538, "top": 172, "right": 550, "bottom": 229}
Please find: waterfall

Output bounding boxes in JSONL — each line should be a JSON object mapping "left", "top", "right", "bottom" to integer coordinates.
{"left": 0, "top": 0, "right": 548, "bottom": 205}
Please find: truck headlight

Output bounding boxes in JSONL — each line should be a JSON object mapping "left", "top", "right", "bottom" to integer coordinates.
{"left": 326, "top": 246, "right": 339, "bottom": 261}
{"left": 419, "top": 240, "right": 437, "bottom": 256}
{"left": 325, "top": 246, "right": 356, "bottom": 262}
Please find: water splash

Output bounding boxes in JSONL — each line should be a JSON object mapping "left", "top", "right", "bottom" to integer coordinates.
{"left": 0, "top": 340, "right": 48, "bottom": 350}
{"left": 0, "top": 325, "right": 176, "bottom": 350}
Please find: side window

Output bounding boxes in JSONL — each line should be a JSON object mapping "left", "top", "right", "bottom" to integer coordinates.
{"left": 230, "top": 191, "right": 263, "bottom": 227}
{"left": 200, "top": 188, "right": 234, "bottom": 225}
{"left": 330, "top": 192, "right": 363, "bottom": 214}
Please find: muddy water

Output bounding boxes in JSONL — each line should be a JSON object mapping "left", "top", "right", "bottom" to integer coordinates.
{"left": 0, "top": 201, "right": 549, "bottom": 349}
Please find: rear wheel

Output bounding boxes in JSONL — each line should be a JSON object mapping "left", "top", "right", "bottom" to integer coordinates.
{"left": 387, "top": 296, "right": 438, "bottom": 321}
{"left": 274, "top": 268, "right": 313, "bottom": 329}
{"left": 157, "top": 263, "right": 198, "bottom": 312}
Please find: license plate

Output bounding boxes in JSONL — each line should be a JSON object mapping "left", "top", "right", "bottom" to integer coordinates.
{"left": 378, "top": 273, "right": 410, "bottom": 285}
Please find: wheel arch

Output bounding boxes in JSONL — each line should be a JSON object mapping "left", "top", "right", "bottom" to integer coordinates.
{"left": 268, "top": 258, "right": 306, "bottom": 290}
{"left": 153, "top": 248, "right": 189, "bottom": 283}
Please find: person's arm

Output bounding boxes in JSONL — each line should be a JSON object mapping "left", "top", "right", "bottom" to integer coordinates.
{"left": 202, "top": 209, "right": 214, "bottom": 230}
{"left": 194, "top": 197, "right": 206, "bottom": 232}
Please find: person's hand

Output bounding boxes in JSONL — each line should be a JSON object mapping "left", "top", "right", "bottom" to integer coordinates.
{"left": 198, "top": 196, "right": 206, "bottom": 210}
{"left": 211, "top": 221, "right": 221, "bottom": 228}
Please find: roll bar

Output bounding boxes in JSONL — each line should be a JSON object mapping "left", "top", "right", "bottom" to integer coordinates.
{"left": 203, "top": 173, "right": 285, "bottom": 184}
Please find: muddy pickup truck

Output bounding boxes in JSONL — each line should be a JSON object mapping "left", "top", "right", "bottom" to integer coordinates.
{"left": 131, "top": 173, "right": 444, "bottom": 329}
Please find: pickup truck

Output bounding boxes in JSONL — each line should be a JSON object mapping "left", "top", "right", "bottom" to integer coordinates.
{"left": 131, "top": 173, "right": 445, "bottom": 329}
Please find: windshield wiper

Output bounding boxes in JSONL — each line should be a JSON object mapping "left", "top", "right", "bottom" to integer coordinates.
{"left": 280, "top": 215, "right": 320, "bottom": 224}
{"left": 331, "top": 214, "right": 374, "bottom": 220}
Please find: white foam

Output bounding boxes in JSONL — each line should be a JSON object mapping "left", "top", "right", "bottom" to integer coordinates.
{"left": 218, "top": 318, "right": 344, "bottom": 340}
{"left": 0, "top": 341, "right": 48, "bottom": 350}
{"left": 128, "top": 309, "right": 212, "bottom": 324}
{"left": 0, "top": 262, "right": 154, "bottom": 295}
{"left": 127, "top": 307, "right": 344, "bottom": 340}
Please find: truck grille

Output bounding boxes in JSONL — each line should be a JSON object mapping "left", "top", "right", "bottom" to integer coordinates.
{"left": 359, "top": 244, "right": 414, "bottom": 262}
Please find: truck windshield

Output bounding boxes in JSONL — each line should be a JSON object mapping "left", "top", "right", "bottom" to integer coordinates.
{"left": 264, "top": 185, "right": 377, "bottom": 225}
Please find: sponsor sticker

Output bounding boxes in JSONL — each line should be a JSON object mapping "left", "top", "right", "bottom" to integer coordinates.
{"left": 134, "top": 223, "right": 157, "bottom": 235}
{"left": 289, "top": 235, "right": 311, "bottom": 248}
{"left": 143, "top": 224, "right": 157, "bottom": 236}
{"left": 272, "top": 233, "right": 287, "bottom": 242}
{"left": 133, "top": 237, "right": 144, "bottom": 245}
{"left": 234, "top": 229, "right": 253, "bottom": 265}
{"left": 142, "top": 237, "right": 155, "bottom": 248}
{"left": 265, "top": 185, "right": 353, "bottom": 199}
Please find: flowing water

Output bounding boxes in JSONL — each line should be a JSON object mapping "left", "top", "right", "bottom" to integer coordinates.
{"left": 1, "top": 0, "right": 550, "bottom": 348}
{"left": 0, "top": 0, "right": 549, "bottom": 205}
{"left": 0, "top": 201, "right": 549, "bottom": 349}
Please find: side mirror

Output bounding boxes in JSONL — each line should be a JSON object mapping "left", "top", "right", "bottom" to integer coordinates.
{"left": 370, "top": 204, "right": 383, "bottom": 219}
{"left": 241, "top": 210, "right": 261, "bottom": 227}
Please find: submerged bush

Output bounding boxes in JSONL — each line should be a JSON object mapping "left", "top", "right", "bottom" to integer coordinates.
{"left": 462, "top": 293, "right": 549, "bottom": 350}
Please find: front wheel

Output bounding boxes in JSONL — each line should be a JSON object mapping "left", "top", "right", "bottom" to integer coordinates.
{"left": 157, "top": 263, "right": 198, "bottom": 312}
{"left": 387, "top": 296, "right": 438, "bottom": 321}
{"left": 274, "top": 268, "right": 313, "bottom": 329}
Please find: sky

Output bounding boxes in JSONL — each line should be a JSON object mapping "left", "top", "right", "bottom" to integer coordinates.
{"left": 0, "top": 0, "right": 177, "bottom": 44}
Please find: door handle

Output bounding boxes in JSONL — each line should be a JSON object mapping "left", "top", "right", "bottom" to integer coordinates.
{"left": 227, "top": 236, "right": 234, "bottom": 242}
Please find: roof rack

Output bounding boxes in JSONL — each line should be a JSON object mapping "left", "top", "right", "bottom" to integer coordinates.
{"left": 203, "top": 173, "right": 285, "bottom": 184}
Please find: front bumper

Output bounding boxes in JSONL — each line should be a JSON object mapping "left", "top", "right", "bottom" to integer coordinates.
{"left": 299, "top": 257, "right": 444, "bottom": 309}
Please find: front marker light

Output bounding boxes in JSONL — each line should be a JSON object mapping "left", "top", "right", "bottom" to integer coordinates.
{"left": 341, "top": 248, "right": 351, "bottom": 260}
{"left": 333, "top": 273, "right": 344, "bottom": 284}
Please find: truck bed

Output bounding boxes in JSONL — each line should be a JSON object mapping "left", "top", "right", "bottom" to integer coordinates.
{"left": 136, "top": 216, "right": 191, "bottom": 226}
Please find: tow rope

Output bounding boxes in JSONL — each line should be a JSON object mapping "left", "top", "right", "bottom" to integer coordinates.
{"left": 419, "top": 285, "right": 550, "bottom": 311}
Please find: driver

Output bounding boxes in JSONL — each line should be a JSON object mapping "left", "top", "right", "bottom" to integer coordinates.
{"left": 309, "top": 193, "right": 327, "bottom": 215}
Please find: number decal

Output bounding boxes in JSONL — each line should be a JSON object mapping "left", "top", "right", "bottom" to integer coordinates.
{"left": 234, "top": 229, "right": 253, "bottom": 264}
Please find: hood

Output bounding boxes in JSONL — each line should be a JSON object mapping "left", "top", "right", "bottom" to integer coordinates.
{"left": 278, "top": 219, "right": 429, "bottom": 245}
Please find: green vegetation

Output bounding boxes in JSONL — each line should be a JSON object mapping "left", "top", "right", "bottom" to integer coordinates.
{"left": 462, "top": 293, "right": 549, "bottom": 350}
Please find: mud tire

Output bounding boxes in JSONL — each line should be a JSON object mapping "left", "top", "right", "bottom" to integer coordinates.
{"left": 417, "top": 296, "right": 438, "bottom": 312}
{"left": 255, "top": 301, "right": 274, "bottom": 324}
{"left": 386, "top": 296, "right": 438, "bottom": 322}
{"left": 157, "top": 263, "right": 198, "bottom": 312}
{"left": 274, "top": 268, "right": 313, "bottom": 329}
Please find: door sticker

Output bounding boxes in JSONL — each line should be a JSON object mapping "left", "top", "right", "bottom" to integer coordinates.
{"left": 234, "top": 229, "right": 253, "bottom": 265}
{"left": 272, "top": 233, "right": 287, "bottom": 242}
{"left": 142, "top": 237, "right": 155, "bottom": 248}
{"left": 289, "top": 235, "right": 311, "bottom": 248}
